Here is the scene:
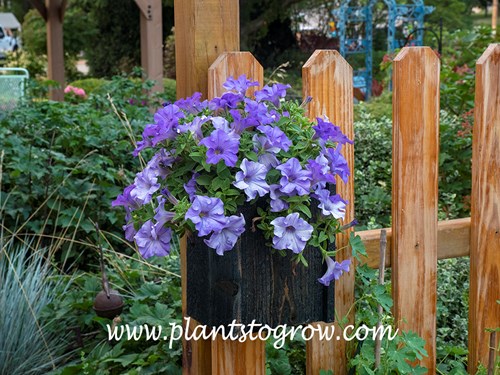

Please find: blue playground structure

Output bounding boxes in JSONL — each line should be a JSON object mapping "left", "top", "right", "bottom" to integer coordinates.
{"left": 332, "top": 0, "right": 433, "bottom": 99}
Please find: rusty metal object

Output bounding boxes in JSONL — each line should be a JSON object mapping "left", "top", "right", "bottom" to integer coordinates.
{"left": 93, "top": 289, "right": 124, "bottom": 319}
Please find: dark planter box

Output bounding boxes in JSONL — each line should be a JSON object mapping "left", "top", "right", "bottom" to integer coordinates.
{"left": 186, "top": 202, "right": 334, "bottom": 328}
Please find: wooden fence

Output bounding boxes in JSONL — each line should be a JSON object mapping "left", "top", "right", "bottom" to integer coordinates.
{"left": 173, "top": 3, "right": 499, "bottom": 373}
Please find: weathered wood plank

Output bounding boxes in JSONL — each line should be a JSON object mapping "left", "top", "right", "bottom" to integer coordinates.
{"left": 175, "top": 2, "right": 239, "bottom": 373}
{"left": 207, "top": 52, "right": 266, "bottom": 375}
{"left": 180, "top": 235, "right": 212, "bottom": 375}
{"left": 211, "top": 337, "right": 266, "bottom": 375}
{"left": 469, "top": 43, "right": 500, "bottom": 374}
{"left": 208, "top": 52, "right": 263, "bottom": 99}
{"left": 174, "top": 0, "right": 239, "bottom": 99}
{"left": 137, "top": 0, "right": 164, "bottom": 93}
{"left": 302, "top": 50, "right": 355, "bottom": 375}
{"left": 359, "top": 217, "right": 471, "bottom": 268}
{"left": 392, "top": 47, "right": 440, "bottom": 373}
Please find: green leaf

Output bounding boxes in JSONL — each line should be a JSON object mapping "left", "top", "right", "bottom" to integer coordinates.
{"left": 296, "top": 204, "right": 312, "bottom": 219}
{"left": 350, "top": 232, "right": 367, "bottom": 260}
{"left": 196, "top": 174, "right": 212, "bottom": 186}
{"left": 136, "top": 282, "right": 163, "bottom": 301}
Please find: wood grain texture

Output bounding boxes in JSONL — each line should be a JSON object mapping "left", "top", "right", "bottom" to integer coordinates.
{"left": 138, "top": 0, "right": 164, "bottom": 93}
{"left": 392, "top": 47, "right": 440, "bottom": 373}
{"left": 302, "top": 50, "right": 355, "bottom": 375}
{"left": 46, "top": 0, "right": 65, "bottom": 101}
{"left": 208, "top": 52, "right": 263, "bottom": 98}
{"left": 359, "top": 218, "right": 471, "bottom": 268}
{"left": 468, "top": 43, "right": 500, "bottom": 374}
{"left": 174, "top": 3, "right": 239, "bottom": 373}
{"left": 208, "top": 52, "right": 266, "bottom": 375}
{"left": 174, "top": 0, "right": 239, "bottom": 99}
{"left": 211, "top": 337, "right": 265, "bottom": 375}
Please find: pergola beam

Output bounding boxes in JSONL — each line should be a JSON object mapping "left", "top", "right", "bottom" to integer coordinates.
{"left": 30, "top": 0, "right": 47, "bottom": 21}
{"left": 135, "top": 0, "right": 164, "bottom": 93}
{"left": 31, "top": 0, "right": 66, "bottom": 101}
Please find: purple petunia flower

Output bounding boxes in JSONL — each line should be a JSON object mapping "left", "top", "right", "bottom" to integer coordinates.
{"left": 184, "top": 172, "right": 199, "bottom": 202}
{"left": 314, "top": 188, "right": 347, "bottom": 219}
{"left": 151, "top": 103, "right": 185, "bottom": 145}
{"left": 175, "top": 92, "right": 208, "bottom": 113}
{"left": 185, "top": 195, "right": 227, "bottom": 236}
{"left": 255, "top": 83, "right": 291, "bottom": 107}
{"left": 130, "top": 168, "right": 161, "bottom": 204}
{"left": 318, "top": 257, "right": 351, "bottom": 286}
{"left": 177, "top": 116, "right": 207, "bottom": 141}
{"left": 199, "top": 129, "right": 240, "bottom": 167}
{"left": 112, "top": 184, "right": 141, "bottom": 211}
{"left": 323, "top": 145, "right": 350, "bottom": 184}
{"left": 307, "top": 154, "right": 336, "bottom": 189}
{"left": 223, "top": 75, "right": 259, "bottom": 95}
{"left": 256, "top": 125, "right": 292, "bottom": 152}
{"left": 276, "top": 158, "right": 312, "bottom": 196}
{"left": 209, "top": 92, "right": 242, "bottom": 111}
{"left": 154, "top": 197, "right": 175, "bottom": 226}
{"left": 147, "top": 149, "right": 176, "bottom": 179}
{"left": 204, "top": 214, "right": 246, "bottom": 255}
{"left": 123, "top": 221, "right": 137, "bottom": 242}
{"left": 229, "top": 109, "right": 257, "bottom": 134}
{"left": 134, "top": 220, "right": 172, "bottom": 258}
{"left": 244, "top": 99, "right": 274, "bottom": 125}
{"left": 313, "top": 118, "right": 353, "bottom": 145}
{"left": 133, "top": 138, "right": 153, "bottom": 156}
{"left": 270, "top": 213, "right": 313, "bottom": 254}
{"left": 233, "top": 159, "right": 270, "bottom": 201}
{"left": 269, "top": 184, "right": 289, "bottom": 212}
{"left": 211, "top": 116, "right": 231, "bottom": 133}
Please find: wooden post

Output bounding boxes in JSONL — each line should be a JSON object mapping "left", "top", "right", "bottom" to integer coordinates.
{"left": 392, "top": 47, "right": 440, "bottom": 373}
{"left": 174, "top": 2, "right": 239, "bottom": 373}
{"left": 174, "top": 0, "right": 239, "bottom": 99}
{"left": 469, "top": 43, "right": 500, "bottom": 374}
{"left": 302, "top": 50, "right": 355, "bottom": 375}
{"left": 135, "top": 0, "right": 164, "bottom": 93}
{"left": 207, "top": 51, "right": 265, "bottom": 375}
{"left": 493, "top": 0, "right": 498, "bottom": 35}
{"left": 31, "top": 0, "right": 66, "bottom": 101}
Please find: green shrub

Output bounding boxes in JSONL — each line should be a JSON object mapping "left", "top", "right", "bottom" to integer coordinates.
{"left": 436, "top": 257, "right": 470, "bottom": 373}
{"left": 353, "top": 106, "right": 472, "bottom": 229}
{"left": 440, "top": 26, "right": 500, "bottom": 117}
{"left": 69, "top": 78, "right": 110, "bottom": 95}
{"left": 0, "top": 75, "right": 157, "bottom": 264}
{"left": 163, "top": 78, "right": 176, "bottom": 102}
{"left": 46, "top": 246, "right": 182, "bottom": 374}
{"left": 353, "top": 108, "right": 393, "bottom": 229}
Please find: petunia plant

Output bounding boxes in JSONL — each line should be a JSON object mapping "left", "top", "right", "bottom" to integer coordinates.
{"left": 113, "top": 75, "right": 356, "bottom": 286}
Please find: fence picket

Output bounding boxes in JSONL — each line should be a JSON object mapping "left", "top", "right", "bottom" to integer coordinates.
{"left": 392, "top": 47, "right": 440, "bottom": 373}
{"left": 302, "top": 49, "right": 355, "bottom": 375}
{"left": 469, "top": 43, "right": 500, "bottom": 374}
{"left": 208, "top": 51, "right": 266, "bottom": 375}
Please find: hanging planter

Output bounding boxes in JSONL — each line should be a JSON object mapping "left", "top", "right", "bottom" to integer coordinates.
{"left": 186, "top": 201, "right": 335, "bottom": 328}
{"left": 113, "top": 75, "right": 353, "bottom": 328}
